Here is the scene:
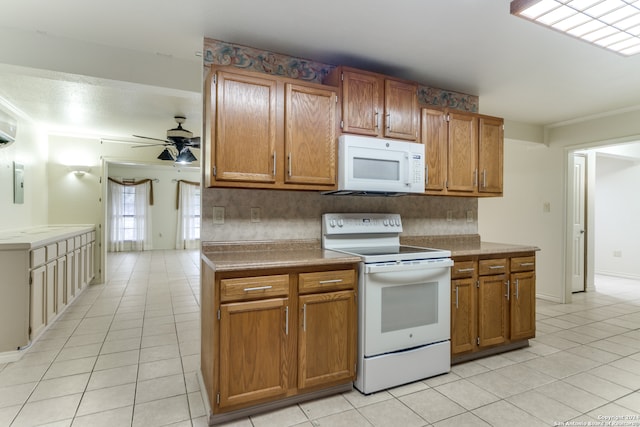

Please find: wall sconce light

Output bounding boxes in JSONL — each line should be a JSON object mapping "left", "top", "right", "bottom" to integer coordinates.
{"left": 68, "top": 165, "right": 92, "bottom": 177}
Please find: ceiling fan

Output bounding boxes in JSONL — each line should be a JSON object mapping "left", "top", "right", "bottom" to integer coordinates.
{"left": 133, "top": 115, "right": 200, "bottom": 163}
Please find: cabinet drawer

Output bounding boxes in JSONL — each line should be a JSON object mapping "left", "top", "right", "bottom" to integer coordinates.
{"left": 46, "top": 244, "right": 58, "bottom": 262}
{"left": 220, "top": 274, "right": 289, "bottom": 302}
{"left": 298, "top": 269, "right": 356, "bottom": 293}
{"left": 74, "top": 236, "right": 82, "bottom": 247}
{"left": 451, "top": 260, "right": 476, "bottom": 279}
{"left": 511, "top": 256, "right": 535, "bottom": 272}
{"left": 30, "top": 247, "right": 46, "bottom": 268}
{"left": 67, "top": 238, "right": 75, "bottom": 251}
{"left": 57, "top": 240, "right": 67, "bottom": 255}
{"left": 478, "top": 258, "right": 507, "bottom": 276}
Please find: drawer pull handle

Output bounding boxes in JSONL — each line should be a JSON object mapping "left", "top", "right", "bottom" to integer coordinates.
{"left": 456, "top": 268, "right": 475, "bottom": 273}
{"left": 285, "top": 306, "right": 289, "bottom": 335}
{"left": 243, "top": 285, "right": 273, "bottom": 292}
{"left": 519, "top": 262, "right": 535, "bottom": 267}
{"left": 489, "top": 265, "right": 505, "bottom": 270}
{"left": 319, "top": 279, "right": 343, "bottom": 284}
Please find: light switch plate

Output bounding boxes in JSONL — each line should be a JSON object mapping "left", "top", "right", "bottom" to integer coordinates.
{"left": 250, "top": 207, "right": 261, "bottom": 223}
{"left": 213, "top": 206, "right": 225, "bottom": 224}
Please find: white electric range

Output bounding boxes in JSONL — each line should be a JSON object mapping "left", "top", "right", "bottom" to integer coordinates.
{"left": 322, "top": 213, "right": 452, "bottom": 394}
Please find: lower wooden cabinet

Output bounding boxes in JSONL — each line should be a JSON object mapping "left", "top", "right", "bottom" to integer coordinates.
{"left": 298, "top": 290, "right": 356, "bottom": 389}
{"left": 201, "top": 262, "right": 358, "bottom": 419}
{"left": 218, "top": 297, "right": 290, "bottom": 409}
{"left": 451, "top": 252, "right": 536, "bottom": 361}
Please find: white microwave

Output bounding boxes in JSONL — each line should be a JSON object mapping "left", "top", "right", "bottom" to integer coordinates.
{"left": 324, "top": 135, "right": 425, "bottom": 196}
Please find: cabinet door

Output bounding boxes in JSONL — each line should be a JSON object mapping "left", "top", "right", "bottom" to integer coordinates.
{"left": 478, "top": 116, "right": 503, "bottom": 194}
{"left": 218, "top": 298, "right": 289, "bottom": 408}
{"left": 46, "top": 261, "right": 57, "bottom": 323}
{"left": 510, "top": 271, "right": 536, "bottom": 341}
{"left": 341, "top": 70, "right": 382, "bottom": 136}
{"left": 214, "top": 70, "right": 278, "bottom": 183}
{"left": 447, "top": 111, "right": 478, "bottom": 192}
{"left": 284, "top": 83, "right": 337, "bottom": 186}
{"left": 57, "top": 256, "right": 67, "bottom": 309}
{"left": 384, "top": 79, "right": 418, "bottom": 140}
{"left": 451, "top": 278, "right": 476, "bottom": 355}
{"left": 298, "top": 290, "right": 356, "bottom": 389}
{"left": 66, "top": 251, "right": 76, "bottom": 303}
{"left": 421, "top": 108, "right": 448, "bottom": 191}
{"left": 30, "top": 265, "right": 47, "bottom": 339}
{"left": 477, "top": 274, "right": 508, "bottom": 347}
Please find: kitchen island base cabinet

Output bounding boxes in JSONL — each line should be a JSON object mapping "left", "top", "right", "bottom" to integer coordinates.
{"left": 201, "top": 260, "right": 358, "bottom": 424}
{"left": 451, "top": 252, "right": 536, "bottom": 364}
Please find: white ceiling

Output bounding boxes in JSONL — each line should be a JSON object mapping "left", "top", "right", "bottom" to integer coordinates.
{"left": 2, "top": 0, "right": 640, "bottom": 141}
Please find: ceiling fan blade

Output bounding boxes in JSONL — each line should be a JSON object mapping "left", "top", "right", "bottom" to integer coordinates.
{"left": 133, "top": 134, "right": 171, "bottom": 143}
{"left": 186, "top": 136, "right": 200, "bottom": 148}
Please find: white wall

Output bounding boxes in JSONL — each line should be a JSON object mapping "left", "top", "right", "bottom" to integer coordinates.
{"left": 0, "top": 106, "right": 48, "bottom": 231}
{"left": 479, "top": 139, "right": 565, "bottom": 302}
{"left": 594, "top": 154, "right": 640, "bottom": 279}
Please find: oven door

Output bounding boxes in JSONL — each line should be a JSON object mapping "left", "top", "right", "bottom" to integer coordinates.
{"left": 362, "top": 258, "right": 452, "bottom": 357}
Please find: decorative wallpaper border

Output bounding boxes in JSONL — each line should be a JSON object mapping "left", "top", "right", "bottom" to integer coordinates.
{"left": 203, "top": 38, "right": 479, "bottom": 112}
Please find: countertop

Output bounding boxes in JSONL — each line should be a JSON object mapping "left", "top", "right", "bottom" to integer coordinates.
{"left": 401, "top": 235, "right": 540, "bottom": 258}
{"left": 201, "top": 236, "right": 539, "bottom": 272}
{"left": 201, "top": 240, "right": 361, "bottom": 272}
{"left": 0, "top": 225, "right": 96, "bottom": 250}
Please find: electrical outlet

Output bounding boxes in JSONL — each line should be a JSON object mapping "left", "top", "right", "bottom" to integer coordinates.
{"left": 213, "top": 206, "right": 225, "bottom": 224}
{"left": 543, "top": 202, "right": 551, "bottom": 213}
{"left": 250, "top": 207, "right": 261, "bottom": 223}
{"left": 446, "top": 210, "right": 453, "bottom": 222}
{"left": 613, "top": 250, "right": 622, "bottom": 258}
{"left": 466, "top": 210, "right": 474, "bottom": 222}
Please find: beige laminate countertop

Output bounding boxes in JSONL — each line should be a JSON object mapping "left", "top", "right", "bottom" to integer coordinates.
{"left": 201, "top": 236, "right": 539, "bottom": 272}
{"left": 201, "top": 240, "right": 361, "bottom": 272}
{"left": 401, "top": 235, "right": 540, "bottom": 258}
{"left": 0, "top": 225, "right": 96, "bottom": 250}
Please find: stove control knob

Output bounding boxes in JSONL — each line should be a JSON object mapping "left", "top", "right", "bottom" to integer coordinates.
{"left": 337, "top": 219, "right": 344, "bottom": 227}
{"left": 329, "top": 219, "right": 336, "bottom": 227}
{"left": 395, "top": 219, "right": 401, "bottom": 226}
{"left": 383, "top": 219, "right": 389, "bottom": 226}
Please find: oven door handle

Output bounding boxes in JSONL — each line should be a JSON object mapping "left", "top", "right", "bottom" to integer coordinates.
{"left": 365, "top": 259, "right": 453, "bottom": 274}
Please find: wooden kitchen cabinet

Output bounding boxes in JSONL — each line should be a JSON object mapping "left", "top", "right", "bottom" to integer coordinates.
{"left": 421, "top": 108, "right": 448, "bottom": 191}
{"left": 510, "top": 256, "right": 536, "bottom": 341}
{"left": 450, "top": 259, "right": 477, "bottom": 355}
{"left": 451, "top": 252, "right": 536, "bottom": 362}
{"left": 218, "top": 297, "right": 290, "bottom": 408}
{"left": 420, "top": 108, "right": 503, "bottom": 197}
{"left": 298, "top": 289, "right": 356, "bottom": 389}
{"left": 206, "top": 67, "right": 338, "bottom": 190}
{"left": 201, "top": 261, "right": 358, "bottom": 422}
{"left": 324, "top": 66, "right": 419, "bottom": 141}
{"left": 297, "top": 268, "right": 356, "bottom": 390}
{"left": 284, "top": 83, "right": 337, "bottom": 186}
{"left": 477, "top": 258, "right": 508, "bottom": 348}
{"left": 478, "top": 115, "right": 504, "bottom": 194}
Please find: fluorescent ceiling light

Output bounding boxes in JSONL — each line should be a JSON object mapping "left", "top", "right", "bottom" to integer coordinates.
{"left": 511, "top": 0, "right": 640, "bottom": 55}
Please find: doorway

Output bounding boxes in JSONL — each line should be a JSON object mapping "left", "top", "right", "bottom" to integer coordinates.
{"left": 569, "top": 153, "right": 586, "bottom": 293}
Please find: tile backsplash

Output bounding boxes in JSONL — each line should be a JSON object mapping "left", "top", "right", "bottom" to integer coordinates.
{"left": 201, "top": 188, "right": 477, "bottom": 242}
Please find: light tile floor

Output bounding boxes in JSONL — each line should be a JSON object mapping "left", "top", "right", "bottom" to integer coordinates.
{"left": 1, "top": 251, "right": 639, "bottom": 426}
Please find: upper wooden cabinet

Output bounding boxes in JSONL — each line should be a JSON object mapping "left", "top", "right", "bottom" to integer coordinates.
{"left": 206, "top": 67, "right": 338, "bottom": 190}
{"left": 420, "top": 108, "right": 504, "bottom": 197}
{"left": 324, "top": 67, "right": 419, "bottom": 141}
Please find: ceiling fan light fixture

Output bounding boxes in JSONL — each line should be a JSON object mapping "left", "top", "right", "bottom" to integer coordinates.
{"left": 511, "top": 0, "right": 640, "bottom": 56}
{"left": 157, "top": 147, "right": 175, "bottom": 161}
{"left": 175, "top": 147, "right": 197, "bottom": 164}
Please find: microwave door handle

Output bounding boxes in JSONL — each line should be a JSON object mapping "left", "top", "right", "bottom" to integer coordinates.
{"left": 405, "top": 152, "right": 411, "bottom": 186}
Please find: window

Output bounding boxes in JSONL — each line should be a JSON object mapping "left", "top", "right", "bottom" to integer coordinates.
{"left": 108, "top": 179, "right": 152, "bottom": 252}
{"left": 176, "top": 181, "right": 200, "bottom": 249}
